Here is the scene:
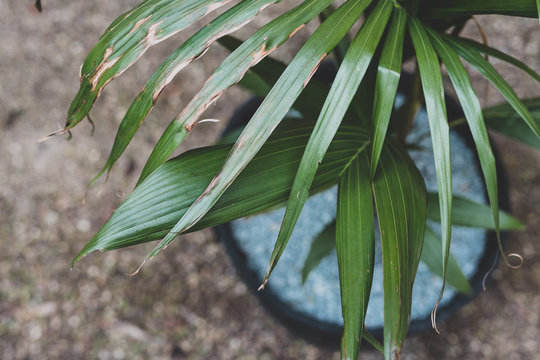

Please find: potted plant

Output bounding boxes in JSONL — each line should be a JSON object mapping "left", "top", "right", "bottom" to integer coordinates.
{"left": 56, "top": 0, "right": 540, "bottom": 358}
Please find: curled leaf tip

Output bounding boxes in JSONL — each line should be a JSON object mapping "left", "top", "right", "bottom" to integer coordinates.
{"left": 87, "top": 115, "right": 96, "bottom": 135}
{"left": 482, "top": 251, "right": 523, "bottom": 290}
{"left": 431, "top": 287, "right": 444, "bottom": 334}
{"left": 430, "top": 307, "right": 441, "bottom": 335}
{"left": 505, "top": 252, "right": 524, "bottom": 269}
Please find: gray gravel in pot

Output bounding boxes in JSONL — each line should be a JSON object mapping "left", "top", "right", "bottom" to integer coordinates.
{"left": 230, "top": 106, "right": 487, "bottom": 329}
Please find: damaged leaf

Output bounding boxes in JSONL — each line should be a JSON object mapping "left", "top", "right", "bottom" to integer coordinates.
{"left": 66, "top": 0, "right": 232, "bottom": 130}
{"left": 138, "top": 0, "right": 337, "bottom": 183}
{"left": 90, "top": 0, "right": 279, "bottom": 184}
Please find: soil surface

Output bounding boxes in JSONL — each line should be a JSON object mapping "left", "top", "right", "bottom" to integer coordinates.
{"left": 1, "top": 1, "right": 539, "bottom": 359}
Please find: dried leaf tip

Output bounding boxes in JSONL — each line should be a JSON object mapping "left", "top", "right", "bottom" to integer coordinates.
{"left": 198, "top": 119, "right": 221, "bottom": 124}
{"left": 505, "top": 252, "right": 524, "bottom": 269}
{"left": 430, "top": 300, "right": 441, "bottom": 334}
{"left": 257, "top": 280, "right": 267, "bottom": 292}
{"left": 129, "top": 260, "right": 147, "bottom": 277}
{"left": 37, "top": 127, "right": 70, "bottom": 143}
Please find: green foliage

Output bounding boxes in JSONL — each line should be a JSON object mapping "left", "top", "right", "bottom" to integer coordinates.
{"left": 64, "top": 0, "right": 540, "bottom": 358}
{"left": 337, "top": 152, "right": 375, "bottom": 360}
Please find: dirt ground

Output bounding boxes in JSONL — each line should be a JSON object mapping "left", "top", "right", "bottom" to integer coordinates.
{"left": 1, "top": 1, "right": 539, "bottom": 359}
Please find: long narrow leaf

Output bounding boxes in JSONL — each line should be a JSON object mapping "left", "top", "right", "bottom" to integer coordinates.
{"left": 301, "top": 222, "right": 336, "bottom": 284}
{"left": 483, "top": 98, "right": 540, "bottom": 149}
{"left": 266, "top": 0, "right": 391, "bottom": 290}
{"left": 218, "top": 35, "right": 338, "bottom": 122}
{"left": 319, "top": 3, "right": 351, "bottom": 66}
{"left": 370, "top": 7, "right": 407, "bottom": 176}
{"left": 300, "top": 216, "right": 481, "bottom": 296}
{"left": 92, "top": 0, "right": 280, "bottom": 183}
{"left": 421, "top": 226, "right": 472, "bottom": 295}
{"left": 445, "top": 36, "right": 540, "bottom": 139}
{"left": 73, "top": 121, "right": 368, "bottom": 263}
{"left": 145, "top": 0, "right": 374, "bottom": 261}
{"left": 138, "top": 0, "right": 337, "bottom": 183}
{"left": 409, "top": 16, "right": 452, "bottom": 329}
{"left": 337, "top": 152, "right": 374, "bottom": 360}
{"left": 372, "top": 140, "right": 426, "bottom": 359}
{"left": 421, "top": 0, "right": 538, "bottom": 19}
{"left": 66, "top": 0, "right": 231, "bottom": 129}
{"left": 427, "top": 193, "right": 524, "bottom": 230}
{"left": 451, "top": 37, "right": 540, "bottom": 84}
{"left": 427, "top": 28, "right": 502, "bottom": 272}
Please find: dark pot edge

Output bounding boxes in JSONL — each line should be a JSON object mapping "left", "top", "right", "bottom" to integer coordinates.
{"left": 214, "top": 67, "right": 512, "bottom": 350}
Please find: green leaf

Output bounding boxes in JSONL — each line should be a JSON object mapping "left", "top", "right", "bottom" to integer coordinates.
{"left": 264, "top": 0, "right": 391, "bottom": 289}
{"left": 370, "top": 7, "right": 407, "bottom": 176}
{"left": 427, "top": 193, "right": 524, "bottom": 230}
{"left": 445, "top": 35, "right": 540, "bottom": 140}
{"left": 145, "top": 0, "right": 374, "bottom": 261}
{"left": 483, "top": 98, "right": 540, "bottom": 150}
{"left": 421, "top": 226, "right": 472, "bottom": 295}
{"left": 66, "top": 0, "right": 231, "bottom": 130}
{"left": 409, "top": 16, "right": 452, "bottom": 326}
{"left": 73, "top": 121, "right": 368, "bottom": 263}
{"left": 450, "top": 37, "right": 540, "bottom": 84}
{"left": 217, "top": 35, "right": 337, "bottom": 122}
{"left": 363, "top": 329, "right": 384, "bottom": 355}
{"left": 138, "top": 0, "right": 337, "bottom": 183}
{"left": 301, "top": 222, "right": 336, "bottom": 284}
{"left": 91, "top": 0, "right": 280, "bottom": 184}
{"left": 337, "top": 152, "right": 375, "bottom": 360}
{"left": 372, "top": 140, "right": 427, "bottom": 359}
{"left": 421, "top": 0, "right": 538, "bottom": 19}
{"left": 35, "top": 0, "right": 42, "bottom": 12}
{"left": 319, "top": 3, "right": 351, "bottom": 66}
{"left": 235, "top": 70, "right": 272, "bottom": 98}
{"left": 427, "top": 28, "right": 501, "bottom": 275}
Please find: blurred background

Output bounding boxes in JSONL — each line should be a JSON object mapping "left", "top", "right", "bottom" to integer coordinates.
{"left": 1, "top": 1, "right": 539, "bottom": 359}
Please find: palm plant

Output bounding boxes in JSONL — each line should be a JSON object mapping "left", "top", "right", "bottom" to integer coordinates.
{"left": 61, "top": 0, "right": 540, "bottom": 358}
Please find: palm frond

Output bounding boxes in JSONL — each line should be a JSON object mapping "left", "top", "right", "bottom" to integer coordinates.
{"left": 66, "top": 0, "right": 231, "bottom": 130}
{"left": 73, "top": 120, "right": 367, "bottom": 263}
{"left": 263, "top": 0, "right": 390, "bottom": 287}
{"left": 372, "top": 139, "right": 426, "bottom": 359}
{"left": 409, "top": 17, "right": 452, "bottom": 328}
{"left": 91, "top": 0, "right": 280, "bottom": 184}
{"left": 145, "top": 0, "right": 374, "bottom": 262}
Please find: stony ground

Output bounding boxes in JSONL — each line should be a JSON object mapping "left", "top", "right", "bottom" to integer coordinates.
{"left": 1, "top": 1, "right": 539, "bottom": 359}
